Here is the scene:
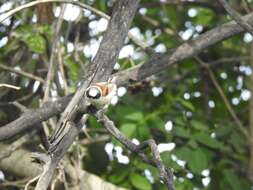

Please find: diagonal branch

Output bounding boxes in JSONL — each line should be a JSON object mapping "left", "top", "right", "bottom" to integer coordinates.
{"left": 92, "top": 110, "right": 175, "bottom": 190}
{"left": 34, "top": 1, "right": 140, "bottom": 189}
{"left": 196, "top": 58, "right": 248, "bottom": 137}
{"left": 0, "top": 63, "right": 45, "bottom": 83}
{"left": 217, "top": 0, "right": 253, "bottom": 35}
{"left": 1, "top": 11, "right": 253, "bottom": 141}
{"left": 114, "top": 11, "right": 253, "bottom": 85}
{"left": 0, "top": 0, "right": 108, "bottom": 23}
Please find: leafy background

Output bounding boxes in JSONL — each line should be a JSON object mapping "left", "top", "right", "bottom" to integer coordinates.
{"left": 0, "top": 0, "right": 252, "bottom": 189}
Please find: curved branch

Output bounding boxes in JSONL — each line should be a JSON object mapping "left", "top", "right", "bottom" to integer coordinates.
{"left": 0, "top": 0, "right": 108, "bottom": 23}
{"left": 93, "top": 110, "right": 175, "bottom": 190}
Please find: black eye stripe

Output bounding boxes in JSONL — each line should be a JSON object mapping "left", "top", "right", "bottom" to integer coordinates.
{"left": 86, "top": 87, "right": 101, "bottom": 99}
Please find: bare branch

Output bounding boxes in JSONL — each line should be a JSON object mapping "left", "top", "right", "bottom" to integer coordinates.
{"left": 0, "top": 95, "right": 72, "bottom": 141}
{"left": 0, "top": 83, "right": 20, "bottom": 90}
{"left": 1, "top": 12, "right": 253, "bottom": 141}
{"left": 92, "top": 110, "right": 175, "bottom": 190}
{"left": 114, "top": 12, "right": 253, "bottom": 85}
{"left": 218, "top": 0, "right": 253, "bottom": 35}
{"left": 43, "top": 4, "right": 66, "bottom": 101}
{"left": 0, "top": 144, "right": 127, "bottom": 190}
{"left": 0, "top": 64, "right": 45, "bottom": 83}
{"left": 0, "top": 0, "right": 108, "bottom": 23}
{"left": 143, "top": 0, "right": 223, "bottom": 14}
{"left": 196, "top": 58, "right": 248, "bottom": 137}
{"left": 35, "top": 1, "right": 140, "bottom": 189}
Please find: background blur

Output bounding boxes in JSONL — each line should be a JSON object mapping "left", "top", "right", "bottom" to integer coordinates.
{"left": 0, "top": 0, "right": 252, "bottom": 189}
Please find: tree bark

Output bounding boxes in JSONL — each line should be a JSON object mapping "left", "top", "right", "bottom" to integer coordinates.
{"left": 249, "top": 42, "right": 253, "bottom": 182}
{"left": 0, "top": 143, "right": 126, "bottom": 190}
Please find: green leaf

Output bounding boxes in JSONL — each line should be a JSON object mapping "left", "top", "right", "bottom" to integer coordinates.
{"left": 193, "top": 132, "right": 224, "bottom": 149}
{"left": 223, "top": 169, "right": 242, "bottom": 190}
{"left": 109, "top": 167, "right": 130, "bottom": 184}
{"left": 174, "top": 147, "right": 192, "bottom": 162}
{"left": 188, "top": 149, "right": 208, "bottom": 174}
{"left": 125, "top": 112, "right": 144, "bottom": 122}
{"left": 173, "top": 127, "right": 190, "bottom": 138}
{"left": 191, "top": 120, "right": 207, "bottom": 131}
{"left": 229, "top": 132, "right": 246, "bottom": 153}
{"left": 120, "top": 123, "right": 136, "bottom": 138}
{"left": 215, "top": 125, "right": 233, "bottom": 137}
{"left": 65, "top": 58, "right": 79, "bottom": 83}
{"left": 26, "top": 35, "right": 46, "bottom": 53}
{"left": 178, "top": 99, "right": 195, "bottom": 111}
{"left": 15, "top": 24, "right": 33, "bottom": 37}
{"left": 129, "top": 173, "right": 152, "bottom": 190}
{"left": 193, "top": 8, "right": 214, "bottom": 25}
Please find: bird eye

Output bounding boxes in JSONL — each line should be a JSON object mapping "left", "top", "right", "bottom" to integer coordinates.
{"left": 86, "top": 87, "right": 101, "bottom": 99}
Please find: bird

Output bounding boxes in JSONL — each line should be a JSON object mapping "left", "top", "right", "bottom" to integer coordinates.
{"left": 85, "top": 82, "right": 117, "bottom": 109}
{"left": 48, "top": 82, "right": 117, "bottom": 154}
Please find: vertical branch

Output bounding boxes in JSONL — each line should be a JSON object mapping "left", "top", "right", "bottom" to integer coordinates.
{"left": 249, "top": 42, "right": 253, "bottom": 182}
{"left": 43, "top": 4, "right": 66, "bottom": 101}
{"left": 35, "top": 1, "right": 140, "bottom": 189}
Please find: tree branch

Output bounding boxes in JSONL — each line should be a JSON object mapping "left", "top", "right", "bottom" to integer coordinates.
{"left": 92, "top": 110, "right": 175, "bottom": 190}
{"left": 114, "top": 11, "right": 253, "bottom": 85}
{"left": 34, "top": 1, "right": 140, "bottom": 189}
{"left": 1, "top": 11, "right": 253, "bottom": 141}
{"left": 0, "top": 63, "right": 45, "bottom": 83}
{"left": 143, "top": 0, "right": 223, "bottom": 14}
{"left": 0, "top": 143, "right": 126, "bottom": 190}
{"left": 217, "top": 0, "right": 253, "bottom": 35}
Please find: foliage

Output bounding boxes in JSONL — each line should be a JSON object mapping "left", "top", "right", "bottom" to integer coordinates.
{"left": 0, "top": 0, "right": 252, "bottom": 190}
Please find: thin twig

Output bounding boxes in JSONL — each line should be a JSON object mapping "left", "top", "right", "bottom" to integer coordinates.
{"left": 0, "top": 0, "right": 151, "bottom": 56}
{"left": 0, "top": 0, "right": 108, "bottom": 23}
{"left": 57, "top": 42, "right": 68, "bottom": 93}
{"left": 11, "top": 101, "right": 28, "bottom": 113}
{"left": 197, "top": 58, "right": 249, "bottom": 138}
{"left": 218, "top": 0, "right": 253, "bottom": 35}
{"left": 0, "top": 83, "right": 20, "bottom": 90}
{"left": 0, "top": 64, "right": 45, "bottom": 83}
{"left": 141, "top": 13, "right": 248, "bottom": 138}
{"left": 135, "top": 139, "right": 174, "bottom": 189}
{"left": 24, "top": 175, "right": 40, "bottom": 190}
{"left": 43, "top": 4, "right": 66, "bottom": 101}
{"left": 93, "top": 110, "right": 175, "bottom": 190}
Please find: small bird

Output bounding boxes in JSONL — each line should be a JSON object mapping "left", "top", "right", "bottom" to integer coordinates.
{"left": 85, "top": 82, "right": 117, "bottom": 109}
{"left": 48, "top": 82, "right": 117, "bottom": 154}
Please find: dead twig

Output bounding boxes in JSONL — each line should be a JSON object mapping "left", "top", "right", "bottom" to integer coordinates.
{"left": 0, "top": 83, "right": 20, "bottom": 90}
{"left": 0, "top": 64, "right": 45, "bottom": 83}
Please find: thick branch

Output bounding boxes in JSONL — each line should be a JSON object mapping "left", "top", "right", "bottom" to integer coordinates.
{"left": 0, "top": 95, "right": 72, "bottom": 140}
{"left": 1, "top": 11, "right": 253, "bottom": 141}
{"left": 35, "top": 1, "right": 140, "bottom": 189}
{"left": 0, "top": 144, "right": 126, "bottom": 190}
{"left": 114, "top": 12, "right": 253, "bottom": 85}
